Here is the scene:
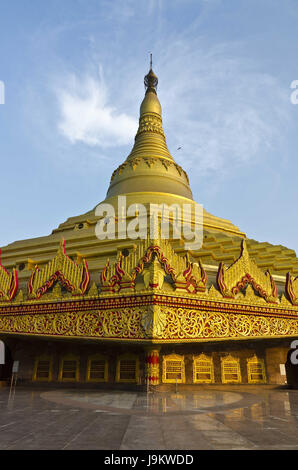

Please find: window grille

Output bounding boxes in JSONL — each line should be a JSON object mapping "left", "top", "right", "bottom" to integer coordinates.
{"left": 247, "top": 357, "right": 266, "bottom": 383}
{"left": 89, "top": 360, "right": 106, "bottom": 380}
{"left": 163, "top": 355, "right": 185, "bottom": 383}
{"left": 221, "top": 356, "right": 241, "bottom": 383}
{"left": 194, "top": 355, "right": 214, "bottom": 383}
{"left": 35, "top": 360, "right": 51, "bottom": 380}
{"left": 116, "top": 355, "right": 139, "bottom": 383}
{"left": 166, "top": 361, "right": 182, "bottom": 381}
{"left": 60, "top": 359, "right": 79, "bottom": 381}
{"left": 119, "top": 360, "right": 137, "bottom": 381}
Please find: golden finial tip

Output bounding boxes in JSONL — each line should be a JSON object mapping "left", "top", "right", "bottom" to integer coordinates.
{"left": 144, "top": 55, "right": 158, "bottom": 92}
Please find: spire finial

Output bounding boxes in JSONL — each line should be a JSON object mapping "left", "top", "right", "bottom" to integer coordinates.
{"left": 144, "top": 54, "right": 158, "bottom": 92}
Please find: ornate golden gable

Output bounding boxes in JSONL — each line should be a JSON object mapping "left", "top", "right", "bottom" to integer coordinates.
{"left": 286, "top": 273, "right": 298, "bottom": 305}
{"left": 100, "top": 236, "right": 207, "bottom": 293}
{"left": 28, "top": 239, "right": 90, "bottom": 299}
{"left": 0, "top": 249, "right": 18, "bottom": 302}
{"left": 217, "top": 240, "right": 277, "bottom": 303}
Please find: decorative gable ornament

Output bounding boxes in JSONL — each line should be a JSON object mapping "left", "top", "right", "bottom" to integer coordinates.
{"left": 217, "top": 240, "right": 278, "bottom": 303}
{"left": 0, "top": 249, "right": 18, "bottom": 301}
{"left": 286, "top": 273, "right": 298, "bottom": 305}
{"left": 28, "top": 239, "right": 90, "bottom": 299}
{"left": 99, "top": 236, "right": 207, "bottom": 294}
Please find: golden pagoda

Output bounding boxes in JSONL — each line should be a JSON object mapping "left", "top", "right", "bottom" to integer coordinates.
{"left": 0, "top": 60, "right": 298, "bottom": 388}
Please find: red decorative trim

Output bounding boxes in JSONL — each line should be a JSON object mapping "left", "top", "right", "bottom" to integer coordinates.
{"left": 100, "top": 256, "right": 135, "bottom": 293}
{"left": 217, "top": 262, "right": 230, "bottom": 296}
{"left": 146, "top": 354, "right": 159, "bottom": 365}
{"left": 0, "top": 291, "right": 297, "bottom": 319}
{"left": 132, "top": 245, "right": 176, "bottom": 282}
{"left": 181, "top": 259, "right": 207, "bottom": 293}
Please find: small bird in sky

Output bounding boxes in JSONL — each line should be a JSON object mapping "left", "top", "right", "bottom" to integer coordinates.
{"left": 177, "top": 147, "right": 182, "bottom": 150}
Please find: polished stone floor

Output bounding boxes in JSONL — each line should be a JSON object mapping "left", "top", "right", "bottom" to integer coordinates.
{"left": 0, "top": 385, "right": 298, "bottom": 449}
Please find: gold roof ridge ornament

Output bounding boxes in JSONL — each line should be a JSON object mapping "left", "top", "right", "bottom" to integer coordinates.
{"left": 100, "top": 235, "right": 207, "bottom": 294}
{"left": 28, "top": 239, "right": 90, "bottom": 299}
{"left": 0, "top": 249, "right": 18, "bottom": 302}
{"left": 286, "top": 273, "right": 298, "bottom": 305}
{"left": 217, "top": 240, "right": 278, "bottom": 303}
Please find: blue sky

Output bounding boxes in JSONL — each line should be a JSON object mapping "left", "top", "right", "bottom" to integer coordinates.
{"left": 0, "top": 0, "right": 298, "bottom": 253}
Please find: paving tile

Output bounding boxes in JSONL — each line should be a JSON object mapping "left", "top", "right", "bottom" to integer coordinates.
{"left": 1, "top": 386, "right": 298, "bottom": 449}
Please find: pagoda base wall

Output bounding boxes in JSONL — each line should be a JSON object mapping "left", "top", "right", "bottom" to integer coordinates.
{"left": 0, "top": 336, "right": 295, "bottom": 387}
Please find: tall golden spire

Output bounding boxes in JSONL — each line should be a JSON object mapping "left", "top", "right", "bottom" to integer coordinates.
{"left": 106, "top": 58, "right": 192, "bottom": 200}
{"left": 127, "top": 55, "right": 173, "bottom": 162}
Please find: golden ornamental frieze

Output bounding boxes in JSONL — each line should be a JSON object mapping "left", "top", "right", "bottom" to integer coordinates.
{"left": 0, "top": 308, "right": 146, "bottom": 340}
{"left": 109, "top": 157, "right": 189, "bottom": 184}
{"left": 141, "top": 305, "right": 167, "bottom": 338}
{"left": 1, "top": 304, "right": 298, "bottom": 341}
{"left": 137, "top": 114, "right": 165, "bottom": 137}
{"left": 28, "top": 239, "right": 90, "bottom": 300}
{"left": 161, "top": 307, "right": 298, "bottom": 340}
{"left": 217, "top": 240, "right": 278, "bottom": 303}
{"left": 286, "top": 273, "right": 298, "bottom": 305}
{"left": 100, "top": 308, "right": 146, "bottom": 338}
{"left": 0, "top": 249, "right": 18, "bottom": 302}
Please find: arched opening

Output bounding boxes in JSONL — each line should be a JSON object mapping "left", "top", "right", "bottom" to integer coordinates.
{"left": 0, "top": 341, "right": 13, "bottom": 381}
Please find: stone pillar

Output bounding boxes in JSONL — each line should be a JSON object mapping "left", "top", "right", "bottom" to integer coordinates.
{"left": 144, "top": 348, "right": 160, "bottom": 385}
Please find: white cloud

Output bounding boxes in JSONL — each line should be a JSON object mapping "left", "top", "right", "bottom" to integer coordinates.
{"left": 56, "top": 69, "right": 137, "bottom": 147}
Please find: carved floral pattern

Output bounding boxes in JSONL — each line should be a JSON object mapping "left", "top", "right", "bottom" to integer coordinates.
{"left": 1, "top": 306, "right": 298, "bottom": 341}
{"left": 161, "top": 307, "right": 298, "bottom": 339}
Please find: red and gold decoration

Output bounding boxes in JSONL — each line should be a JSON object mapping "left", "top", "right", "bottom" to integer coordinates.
{"left": 28, "top": 239, "right": 90, "bottom": 299}
{"left": 217, "top": 240, "right": 278, "bottom": 303}
{"left": 144, "top": 348, "right": 160, "bottom": 385}
{"left": 174, "top": 254, "right": 206, "bottom": 293}
{"left": 100, "top": 236, "right": 207, "bottom": 294}
{"left": 0, "top": 250, "right": 18, "bottom": 302}
{"left": 100, "top": 255, "right": 134, "bottom": 293}
{"left": 286, "top": 273, "right": 298, "bottom": 306}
